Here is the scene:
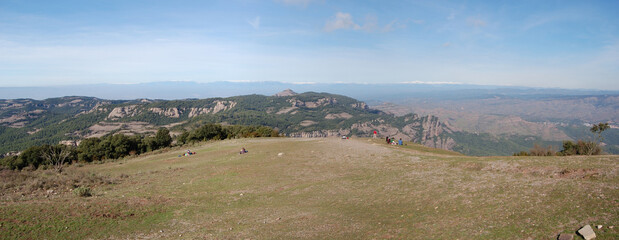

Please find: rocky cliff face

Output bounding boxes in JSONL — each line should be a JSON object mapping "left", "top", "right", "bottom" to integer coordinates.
{"left": 288, "top": 114, "right": 456, "bottom": 151}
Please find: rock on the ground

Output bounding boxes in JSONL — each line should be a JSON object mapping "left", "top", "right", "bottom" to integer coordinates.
{"left": 578, "top": 225, "right": 596, "bottom": 240}
{"left": 596, "top": 225, "right": 602, "bottom": 229}
{"left": 557, "top": 233, "right": 574, "bottom": 240}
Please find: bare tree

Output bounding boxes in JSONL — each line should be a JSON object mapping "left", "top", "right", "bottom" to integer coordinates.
{"left": 42, "top": 145, "right": 72, "bottom": 172}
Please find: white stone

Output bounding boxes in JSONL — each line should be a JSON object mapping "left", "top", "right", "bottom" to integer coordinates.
{"left": 578, "top": 225, "right": 596, "bottom": 240}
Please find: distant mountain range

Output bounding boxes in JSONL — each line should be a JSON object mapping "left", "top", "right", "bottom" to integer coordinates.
{"left": 2, "top": 81, "right": 617, "bottom": 102}
{"left": 1, "top": 82, "right": 617, "bottom": 156}
{"left": 0, "top": 92, "right": 455, "bottom": 156}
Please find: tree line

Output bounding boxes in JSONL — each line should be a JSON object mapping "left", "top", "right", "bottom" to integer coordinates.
{"left": 514, "top": 123, "right": 610, "bottom": 156}
{"left": 0, "top": 124, "right": 279, "bottom": 171}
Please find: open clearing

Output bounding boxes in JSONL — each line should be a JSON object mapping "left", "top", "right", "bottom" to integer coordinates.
{"left": 1, "top": 138, "right": 618, "bottom": 239}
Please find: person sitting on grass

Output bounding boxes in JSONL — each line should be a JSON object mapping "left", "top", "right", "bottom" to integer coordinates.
{"left": 399, "top": 138, "right": 403, "bottom": 146}
{"left": 240, "top": 148, "right": 248, "bottom": 154}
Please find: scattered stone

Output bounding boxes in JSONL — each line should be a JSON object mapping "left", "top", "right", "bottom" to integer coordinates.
{"left": 277, "top": 153, "right": 284, "bottom": 156}
{"left": 596, "top": 225, "right": 602, "bottom": 229}
{"left": 46, "top": 189, "right": 54, "bottom": 194}
{"left": 609, "top": 226, "right": 614, "bottom": 229}
{"left": 276, "top": 217, "right": 281, "bottom": 220}
{"left": 239, "top": 193, "right": 243, "bottom": 196}
{"left": 159, "top": 230, "right": 164, "bottom": 233}
{"left": 577, "top": 225, "right": 596, "bottom": 240}
{"left": 557, "top": 233, "right": 573, "bottom": 240}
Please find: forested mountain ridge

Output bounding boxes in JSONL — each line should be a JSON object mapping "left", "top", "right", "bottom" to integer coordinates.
{"left": 0, "top": 92, "right": 455, "bottom": 155}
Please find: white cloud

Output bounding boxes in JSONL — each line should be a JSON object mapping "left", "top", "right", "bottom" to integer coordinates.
{"left": 248, "top": 16, "right": 261, "bottom": 30}
{"left": 324, "top": 12, "right": 360, "bottom": 32}
{"left": 412, "top": 19, "right": 425, "bottom": 25}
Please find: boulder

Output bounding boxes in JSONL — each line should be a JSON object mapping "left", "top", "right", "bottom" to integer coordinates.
{"left": 557, "top": 233, "right": 573, "bottom": 240}
{"left": 577, "top": 225, "right": 596, "bottom": 240}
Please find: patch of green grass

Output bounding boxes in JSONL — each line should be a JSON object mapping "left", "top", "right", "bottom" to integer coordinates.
{"left": 1, "top": 138, "right": 617, "bottom": 239}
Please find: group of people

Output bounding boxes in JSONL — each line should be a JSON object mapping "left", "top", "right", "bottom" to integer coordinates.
{"left": 178, "top": 149, "right": 196, "bottom": 157}
{"left": 386, "top": 137, "right": 403, "bottom": 146}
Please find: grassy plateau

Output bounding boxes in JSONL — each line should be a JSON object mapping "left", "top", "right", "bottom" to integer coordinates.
{"left": 1, "top": 137, "right": 617, "bottom": 239}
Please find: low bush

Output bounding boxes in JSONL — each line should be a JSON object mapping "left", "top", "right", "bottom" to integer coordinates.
{"left": 73, "top": 186, "right": 92, "bottom": 197}
{"left": 560, "top": 140, "right": 601, "bottom": 156}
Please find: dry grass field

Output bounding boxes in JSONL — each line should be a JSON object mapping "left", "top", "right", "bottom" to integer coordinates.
{"left": 1, "top": 137, "right": 617, "bottom": 239}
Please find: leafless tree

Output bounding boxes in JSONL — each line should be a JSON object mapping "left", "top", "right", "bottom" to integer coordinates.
{"left": 42, "top": 145, "right": 71, "bottom": 173}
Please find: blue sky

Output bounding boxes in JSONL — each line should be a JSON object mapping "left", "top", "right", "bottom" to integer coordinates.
{"left": 0, "top": 0, "right": 618, "bottom": 89}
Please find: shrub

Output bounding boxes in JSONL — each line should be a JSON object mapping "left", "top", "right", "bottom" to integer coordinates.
{"left": 561, "top": 140, "right": 578, "bottom": 156}
{"left": 176, "top": 130, "right": 190, "bottom": 144}
{"left": 513, "top": 151, "right": 530, "bottom": 156}
{"left": 560, "top": 140, "right": 601, "bottom": 156}
{"left": 576, "top": 140, "right": 601, "bottom": 155}
{"left": 73, "top": 186, "right": 92, "bottom": 197}
{"left": 529, "top": 144, "right": 556, "bottom": 156}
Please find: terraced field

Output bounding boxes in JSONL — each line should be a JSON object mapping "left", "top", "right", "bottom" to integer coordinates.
{"left": 1, "top": 138, "right": 617, "bottom": 239}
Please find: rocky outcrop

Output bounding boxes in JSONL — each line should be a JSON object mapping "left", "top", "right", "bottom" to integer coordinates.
{"left": 76, "top": 102, "right": 110, "bottom": 116}
{"left": 150, "top": 107, "right": 181, "bottom": 118}
{"left": 107, "top": 105, "right": 139, "bottom": 119}
{"left": 187, "top": 100, "right": 237, "bottom": 117}
{"left": 211, "top": 100, "right": 236, "bottom": 113}
{"left": 290, "top": 114, "right": 457, "bottom": 151}
{"left": 188, "top": 108, "right": 209, "bottom": 118}
{"left": 351, "top": 102, "right": 368, "bottom": 109}
{"left": 59, "top": 140, "right": 80, "bottom": 147}
{"left": 287, "top": 97, "right": 337, "bottom": 108}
